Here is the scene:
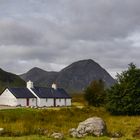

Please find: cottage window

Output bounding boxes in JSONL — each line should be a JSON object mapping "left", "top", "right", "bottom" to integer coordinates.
{"left": 59, "top": 99, "right": 61, "bottom": 102}
{"left": 32, "top": 99, "right": 34, "bottom": 101}
{"left": 46, "top": 98, "right": 48, "bottom": 102}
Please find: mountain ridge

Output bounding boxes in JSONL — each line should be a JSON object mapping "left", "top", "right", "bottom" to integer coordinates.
{"left": 0, "top": 68, "right": 26, "bottom": 92}
{"left": 20, "top": 59, "right": 115, "bottom": 92}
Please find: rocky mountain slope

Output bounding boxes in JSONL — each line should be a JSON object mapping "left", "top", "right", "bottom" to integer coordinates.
{"left": 20, "top": 59, "right": 115, "bottom": 92}
{"left": 20, "top": 67, "right": 58, "bottom": 87}
{"left": 0, "top": 68, "right": 25, "bottom": 92}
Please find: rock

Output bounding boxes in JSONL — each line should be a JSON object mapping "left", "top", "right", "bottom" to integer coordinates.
{"left": 76, "top": 133, "right": 85, "bottom": 138}
{"left": 34, "top": 106, "right": 38, "bottom": 109}
{"left": 111, "top": 131, "right": 123, "bottom": 138}
{"left": 37, "top": 128, "right": 48, "bottom": 135}
{"left": 43, "top": 129, "right": 48, "bottom": 135}
{"left": 30, "top": 106, "right": 36, "bottom": 108}
{"left": 16, "top": 104, "right": 21, "bottom": 107}
{"left": 69, "top": 128, "right": 77, "bottom": 138}
{"left": 110, "top": 138, "right": 119, "bottom": 140}
{"left": 51, "top": 132, "right": 64, "bottom": 140}
{"left": 77, "top": 117, "right": 106, "bottom": 136}
{"left": 69, "top": 128, "right": 87, "bottom": 138}
{"left": 0, "top": 128, "right": 4, "bottom": 135}
{"left": 69, "top": 117, "right": 106, "bottom": 138}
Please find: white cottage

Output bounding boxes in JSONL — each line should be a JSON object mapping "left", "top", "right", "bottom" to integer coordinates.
{"left": 27, "top": 81, "right": 71, "bottom": 107}
{"left": 0, "top": 87, "right": 37, "bottom": 106}
{"left": 0, "top": 81, "right": 71, "bottom": 107}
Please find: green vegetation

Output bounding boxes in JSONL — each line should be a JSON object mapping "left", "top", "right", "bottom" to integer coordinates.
{"left": 0, "top": 68, "right": 25, "bottom": 92}
{"left": 0, "top": 107, "right": 106, "bottom": 136}
{"left": 107, "top": 63, "right": 140, "bottom": 115}
{"left": 84, "top": 80, "right": 106, "bottom": 107}
{"left": 0, "top": 106, "right": 140, "bottom": 139}
{"left": 71, "top": 93, "right": 87, "bottom": 107}
{"left": 0, "top": 135, "right": 110, "bottom": 140}
{"left": 2, "top": 64, "right": 140, "bottom": 140}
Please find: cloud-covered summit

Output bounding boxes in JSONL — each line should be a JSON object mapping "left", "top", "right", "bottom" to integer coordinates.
{"left": 0, "top": 0, "right": 140, "bottom": 77}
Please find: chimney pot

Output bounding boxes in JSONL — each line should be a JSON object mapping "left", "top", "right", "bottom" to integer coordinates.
{"left": 52, "top": 83, "right": 57, "bottom": 90}
{"left": 27, "top": 80, "right": 34, "bottom": 89}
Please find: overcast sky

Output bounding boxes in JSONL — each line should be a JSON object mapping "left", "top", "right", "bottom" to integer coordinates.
{"left": 0, "top": 0, "right": 140, "bottom": 78}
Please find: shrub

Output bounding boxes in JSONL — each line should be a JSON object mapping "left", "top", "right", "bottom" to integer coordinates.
{"left": 84, "top": 80, "right": 106, "bottom": 107}
{"left": 106, "top": 63, "right": 140, "bottom": 115}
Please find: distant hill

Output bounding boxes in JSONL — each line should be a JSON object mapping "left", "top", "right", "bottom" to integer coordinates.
{"left": 55, "top": 59, "right": 115, "bottom": 92}
{"left": 20, "top": 59, "right": 115, "bottom": 92}
{"left": 0, "top": 68, "right": 25, "bottom": 92}
{"left": 20, "top": 67, "right": 58, "bottom": 87}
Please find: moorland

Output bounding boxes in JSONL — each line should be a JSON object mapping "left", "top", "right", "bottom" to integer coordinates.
{"left": 0, "top": 94, "right": 140, "bottom": 140}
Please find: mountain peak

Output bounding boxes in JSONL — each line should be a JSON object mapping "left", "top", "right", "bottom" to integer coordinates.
{"left": 72, "top": 59, "right": 95, "bottom": 64}
{"left": 20, "top": 59, "right": 115, "bottom": 92}
{"left": 29, "top": 67, "right": 46, "bottom": 72}
{"left": 71, "top": 59, "right": 98, "bottom": 66}
{"left": 79, "top": 59, "right": 94, "bottom": 62}
{"left": 61, "top": 59, "right": 100, "bottom": 72}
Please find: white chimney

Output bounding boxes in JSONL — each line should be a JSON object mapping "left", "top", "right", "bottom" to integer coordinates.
{"left": 27, "top": 80, "right": 34, "bottom": 89}
{"left": 52, "top": 83, "right": 57, "bottom": 90}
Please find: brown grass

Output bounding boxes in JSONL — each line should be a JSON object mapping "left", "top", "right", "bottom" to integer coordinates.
{"left": 0, "top": 95, "right": 139, "bottom": 139}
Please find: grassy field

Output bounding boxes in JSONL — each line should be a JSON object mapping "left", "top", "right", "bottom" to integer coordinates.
{"left": 0, "top": 95, "right": 140, "bottom": 139}
{"left": 0, "top": 136, "right": 139, "bottom": 140}
{"left": 0, "top": 135, "right": 112, "bottom": 140}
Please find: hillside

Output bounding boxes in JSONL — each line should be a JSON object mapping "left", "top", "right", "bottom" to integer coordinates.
{"left": 20, "top": 59, "right": 115, "bottom": 92}
{"left": 55, "top": 59, "right": 115, "bottom": 92}
{"left": 0, "top": 68, "right": 25, "bottom": 92}
{"left": 20, "top": 67, "right": 58, "bottom": 87}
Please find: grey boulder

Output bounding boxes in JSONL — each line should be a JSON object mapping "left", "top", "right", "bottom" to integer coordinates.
{"left": 0, "top": 128, "right": 4, "bottom": 135}
{"left": 69, "top": 117, "right": 106, "bottom": 138}
{"left": 51, "top": 132, "right": 64, "bottom": 140}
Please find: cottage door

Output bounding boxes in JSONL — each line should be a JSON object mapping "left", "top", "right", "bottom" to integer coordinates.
{"left": 54, "top": 98, "right": 56, "bottom": 107}
{"left": 26, "top": 98, "right": 29, "bottom": 106}
{"left": 65, "top": 98, "right": 66, "bottom": 106}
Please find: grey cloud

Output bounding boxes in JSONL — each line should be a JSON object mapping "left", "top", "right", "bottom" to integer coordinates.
{"left": 61, "top": 0, "right": 140, "bottom": 41}
{"left": 0, "top": 19, "right": 43, "bottom": 46}
{"left": 0, "top": 0, "right": 140, "bottom": 77}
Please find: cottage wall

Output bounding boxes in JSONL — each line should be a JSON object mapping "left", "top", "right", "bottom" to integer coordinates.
{"left": 16, "top": 99, "right": 26, "bottom": 106}
{"left": 29, "top": 98, "right": 37, "bottom": 106}
{"left": 55, "top": 98, "right": 66, "bottom": 106}
{"left": 0, "top": 85, "right": 71, "bottom": 107}
{"left": 0, "top": 89, "right": 37, "bottom": 107}
{"left": 66, "top": 99, "right": 71, "bottom": 106}
{"left": 0, "top": 89, "right": 17, "bottom": 106}
{"left": 55, "top": 98, "right": 72, "bottom": 106}
{"left": 16, "top": 98, "right": 37, "bottom": 106}
{"left": 38, "top": 98, "right": 54, "bottom": 107}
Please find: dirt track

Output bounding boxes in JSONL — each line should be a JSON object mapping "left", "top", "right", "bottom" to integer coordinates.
{"left": 0, "top": 105, "right": 19, "bottom": 110}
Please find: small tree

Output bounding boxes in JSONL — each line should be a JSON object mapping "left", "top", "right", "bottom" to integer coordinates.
{"left": 106, "top": 63, "right": 140, "bottom": 115}
{"left": 84, "top": 79, "right": 106, "bottom": 107}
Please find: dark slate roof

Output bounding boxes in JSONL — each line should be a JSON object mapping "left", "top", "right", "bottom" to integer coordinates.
{"left": 31, "top": 87, "right": 71, "bottom": 98}
{"left": 8, "top": 88, "right": 36, "bottom": 98}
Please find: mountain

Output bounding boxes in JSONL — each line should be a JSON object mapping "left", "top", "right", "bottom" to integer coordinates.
{"left": 0, "top": 68, "right": 25, "bottom": 92}
{"left": 20, "top": 59, "right": 115, "bottom": 92}
{"left": 20, "top": 67, "right": 58, "bottom": 87}
{"left": 55, "top": 59, "right": 115, "bottom": 92}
